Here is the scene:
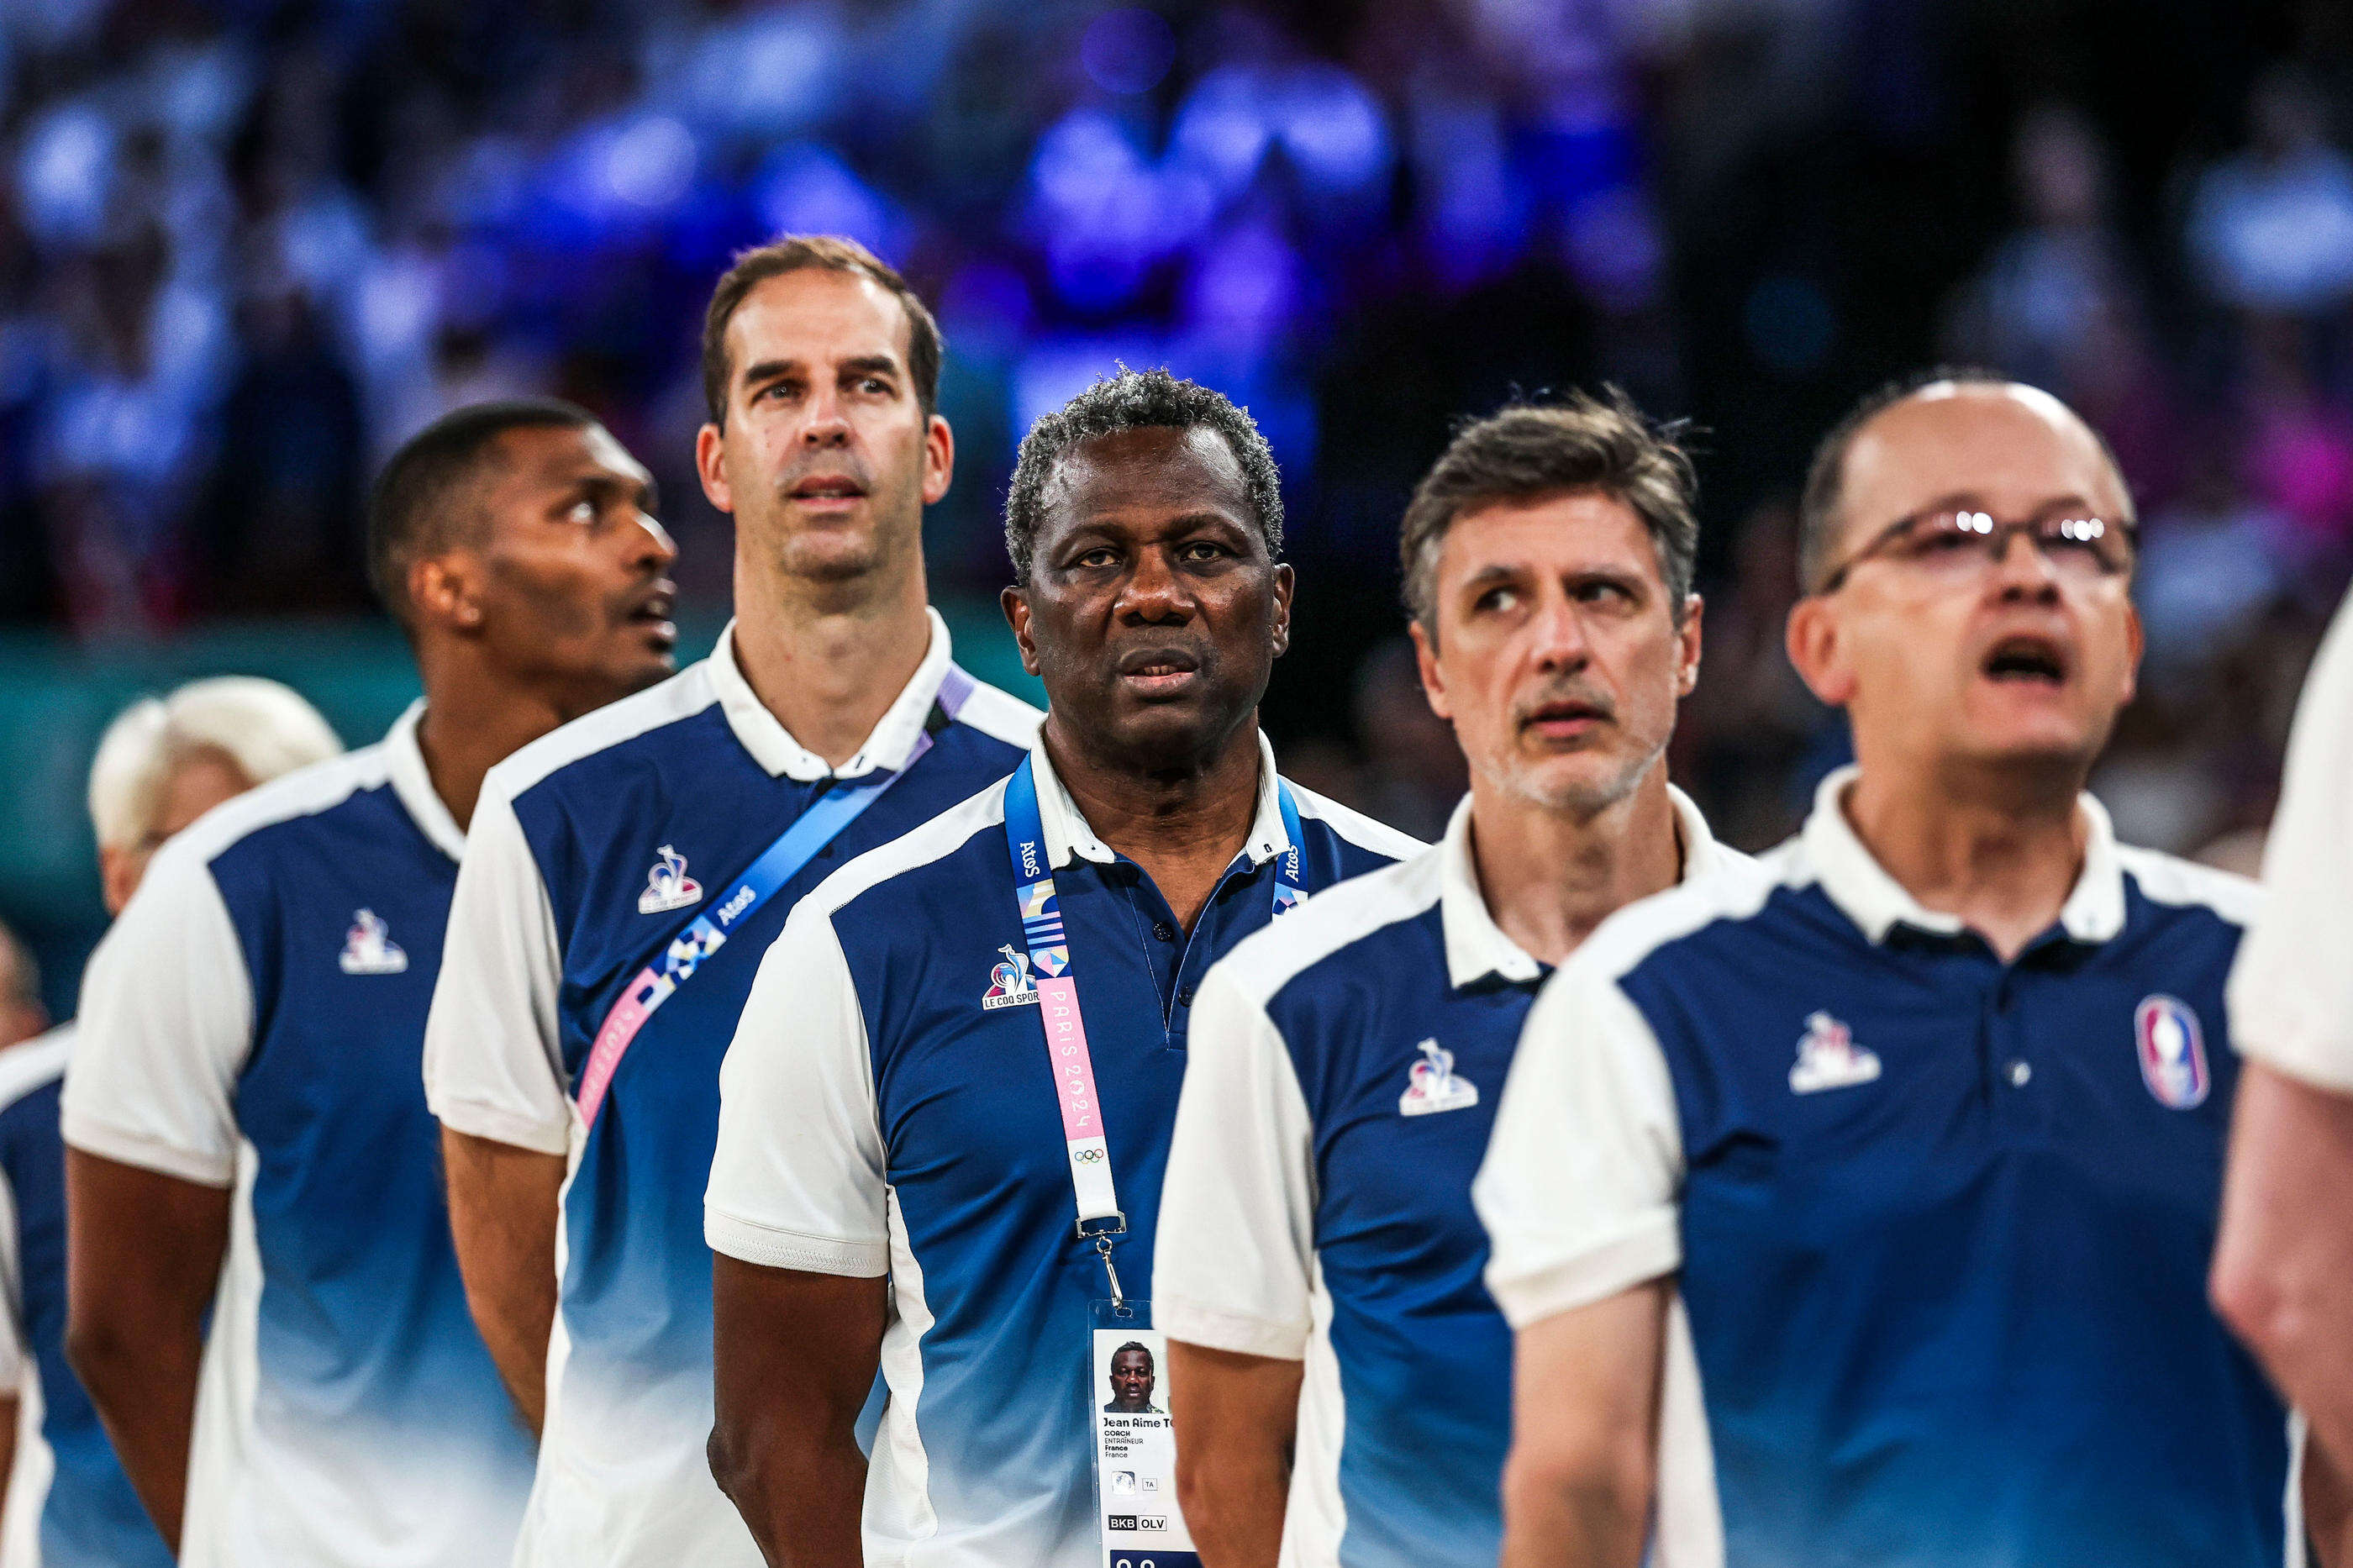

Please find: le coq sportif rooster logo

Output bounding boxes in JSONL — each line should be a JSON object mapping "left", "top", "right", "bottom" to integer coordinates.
{"left": 638, "top": 845, "right": 704, "bottom": 914}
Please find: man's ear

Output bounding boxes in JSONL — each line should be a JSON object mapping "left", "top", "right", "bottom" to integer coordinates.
{"left": 2117, "top": 596, "right": 2144, "bottom": 711}
{"left": 695, "top": 422, "right": 733, "bottom": 516}
{"left": 1677, "top": 593, "right": 1704, "bottom": 697}
{"left": 1408, "top": 618, "right": 1453, "bottom": 722}
{"left": 1784, "top": 594, "right": 1854, "bottom": 708}
{"left": 409, "top": 550, "right": 485, "bottom": 638}
{"left": 923, "top": 414, "right": 955, "bottom": 508}
{"left": 98, "top": 845, "right": 139, "bottom": 919}
{"left": 1001, "top": 584, "right": 1042, "bottom": 676}
{"left": 1270, "top": 563, "right": 1294, "bottom": 658}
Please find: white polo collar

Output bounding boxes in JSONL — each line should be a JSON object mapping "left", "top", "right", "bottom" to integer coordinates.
{"left": 382, "top": 701, "right": 466, "bottom": 863}
{"left": 1440, "top": 783, "right": 1724, "bottom": 989}
{"left": 1800, "top": 763, "right": 2126, "bottom": 947}
{"left": 1028, "top": 727, "right": 1292, "bottom": 872}
{"left": 708, "top": 608, "right": 955, "bottom": 782}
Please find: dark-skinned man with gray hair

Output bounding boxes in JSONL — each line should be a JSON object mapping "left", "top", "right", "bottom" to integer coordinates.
{"left": 703, "top": 368, "right": 1419, "bottom": 1568}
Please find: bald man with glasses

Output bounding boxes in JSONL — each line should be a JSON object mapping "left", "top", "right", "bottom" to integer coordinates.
{"left": 1475, "top": 370, "right": 2323, "bottom": 1568}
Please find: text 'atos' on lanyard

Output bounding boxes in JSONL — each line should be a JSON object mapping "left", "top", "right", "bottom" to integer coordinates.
{"left": 999, "top": 752, "right": 1308, "bottom": 1305}
{"left": 575, "top": 667, "right": 977, "bottom": 1130}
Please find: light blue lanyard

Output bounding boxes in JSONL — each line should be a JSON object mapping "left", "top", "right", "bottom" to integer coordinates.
{"left": 1000, "top": 752, "right": 1308, "bottom": 1300}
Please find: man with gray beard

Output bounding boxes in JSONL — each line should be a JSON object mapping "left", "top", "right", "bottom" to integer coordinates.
{"left": 1153, "top": 392, "right": 1745, "bottom": 1568}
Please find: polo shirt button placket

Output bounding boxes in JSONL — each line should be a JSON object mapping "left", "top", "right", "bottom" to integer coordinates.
{"left": 1987, "top": 969, "right": 2042, "bottom": 1142}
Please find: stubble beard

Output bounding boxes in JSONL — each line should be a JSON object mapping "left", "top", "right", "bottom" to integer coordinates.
{"left": 1477, "top": 730, "right": 1662, "bottom": 818}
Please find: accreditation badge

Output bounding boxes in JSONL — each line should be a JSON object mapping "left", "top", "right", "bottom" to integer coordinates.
{"left": 1089, "top": 1301, "right": 1200, "bottom": 1568}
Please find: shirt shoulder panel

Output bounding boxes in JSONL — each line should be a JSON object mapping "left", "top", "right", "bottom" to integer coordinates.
{"left": 2114, "top": 845, "right": 2262, "bottom": 929}
{"left": 479, "top": 660, "right": 721, "bottom": 809}
{"left": 812, "top": 780, "right": 1012, "bottom": 930}
{"left": 0, "top": 1027, "right": 70, "bottom": 1114}
{"left": 1575, "top": 850, "right": 1789, "bottom": 987}
{"left": 1284, "top": 782, "right": 1428, "bottom": 865}
{"left": 1216, "top": 847, "right": 1446, "bottom": 1008}
{"left": 946, "top": 679, "right": 1045, "bottom": 751}
{"left": 166, "top": 742, "right": 396, "bottom": 871}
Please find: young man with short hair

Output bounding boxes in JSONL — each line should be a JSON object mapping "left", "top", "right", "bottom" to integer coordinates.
{"left": 424, "top": 237, "right": 1040, "bottom": 1568}
{"left": 1154, "top": 393, "right": 1741, "bottom": 1568}
{"left": 64, "top": 399, "right": 678, "bottom": 1566}
{"left": 703, "top": 369, "right": 1419, "bottom": 1568}
{"left": 1476, "top": 372, "right": 2305, "bottom": 1567}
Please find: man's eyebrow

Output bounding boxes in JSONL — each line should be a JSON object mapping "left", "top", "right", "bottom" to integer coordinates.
{"left": 1457, "top": 560, "right": 1529, "bottom": 592}
{"left": 1059, "top": 506, "right": 1252, "bottom": 534}
{"left": 837, "top": 355, "right": 902, "bottom": 379}
{"left": 572, "top": 469, "right": 661, "bottom": 514}
{"left": 736, "top": 357, "right": 800, "bottom": 387}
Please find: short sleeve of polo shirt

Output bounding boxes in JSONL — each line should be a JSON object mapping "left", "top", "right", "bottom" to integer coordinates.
{"left": 1473, "top": 955, "right": 1685, "bottom": 1330}
{"left": 2231, "top": 595, "right": 2353, "bottom": 1094}
{"left": 61, "top": 842, "right": 254, "bottom": 1188}
{"left": 422, "top": 781, "right": 570, "bottom": 1155}
{"left": 1152, "top": 962, "right": 1318, "bottom": 1360}
{"left": 704, "top": 898, "right": 889, "bottom": 1277}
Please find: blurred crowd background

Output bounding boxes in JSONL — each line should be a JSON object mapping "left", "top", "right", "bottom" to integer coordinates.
{"left": 0, "top": 0, "right": 2345, "bottom": 1009}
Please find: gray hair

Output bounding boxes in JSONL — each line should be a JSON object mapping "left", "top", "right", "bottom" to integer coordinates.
{"left": 1400, "top": 390, "right": 1700, "bottom": 638}
{"left": 1004, "top": 369, "right": 1284, "bottom": 580}
{"left": 88, "top": 676, "right": 344, "bottom": 850}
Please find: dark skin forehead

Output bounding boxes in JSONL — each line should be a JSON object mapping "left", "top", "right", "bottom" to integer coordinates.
{"left": 476, "top": 423, "right": 655, "bottom": 524}
{"left": 1033, "top": 425, "right": 1262, "bottom": 564}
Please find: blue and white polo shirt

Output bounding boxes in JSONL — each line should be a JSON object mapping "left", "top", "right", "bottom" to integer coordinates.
{"left": 1155, "top": 787, "right": 1734, "bottom": 1568}
{"left": 1474, "top": 766, "right": 2295, "bottom": 1568}
{"left": 423, "top": 612, "right": 1040, "bottom": 1568}
{"left": 61, "top": 704, "right": 536, "bottom": 1568}
{"left": 0, "top": 1025, "right": 171, "bottom": 1568}
{"left": 705, "top": 729, "right": 1419, "bottom": 1568}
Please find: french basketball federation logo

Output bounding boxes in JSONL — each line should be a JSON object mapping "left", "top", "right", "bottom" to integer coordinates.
{"left": 1398, "top": 1038, "right": 1479, "bottom": 1117}
{"left": 2135, "top": 994, "right": 2210, "bottom": 1109}
{"left": 338, "top": 909, "right": 408, "bottom": 976}
{"left": 638, "top": 845, "right": 703, "bottom": 914}
{"left": 1788, "top": 1011, "right": 1880, "bottom": 1094}
{"left": 982, "top": 944, "right": 1040, "bottom": 1010}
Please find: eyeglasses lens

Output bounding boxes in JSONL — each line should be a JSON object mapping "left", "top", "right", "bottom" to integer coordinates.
{"left": 1903, "top": 511, "right": 2128, "bottom": 577}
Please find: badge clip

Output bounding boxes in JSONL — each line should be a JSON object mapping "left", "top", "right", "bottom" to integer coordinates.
{"left": 1076, "top": 1212, "right": 1129, "bottom": 1311}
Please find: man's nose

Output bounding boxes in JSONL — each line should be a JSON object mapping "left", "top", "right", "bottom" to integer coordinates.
{"left": 633, "top": 510, "right": 679, "bottom": 571}
{"left": 799, "top": 384, "right": 852, "bottom": 446}
{"left": 1990, "top": 529, "right": 2061, "bottom": 600}
{"left": 1117, "top": 545, "right": 1192, "bottom": 621}
{"left": 1525, "top": 589, "right": 1593, "bottom": 671}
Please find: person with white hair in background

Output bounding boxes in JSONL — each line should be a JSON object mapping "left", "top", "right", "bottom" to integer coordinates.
{"left": 0, "top": 676, "right": 340, "bottom": 1568}
{"left": 84, "top": 678, "right": 345, "bottom": 920}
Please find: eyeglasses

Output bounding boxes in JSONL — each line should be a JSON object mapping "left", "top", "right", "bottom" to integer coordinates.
{"left": 1816, "top": 506, "right": 2137, "bottom": 594}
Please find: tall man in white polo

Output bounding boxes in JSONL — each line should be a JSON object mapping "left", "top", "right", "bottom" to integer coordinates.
{"left": 2214, "top": 585, "right": 2353, "bottom": 1556}
{"left": 1152, "top": 393, "right": 1740, "bottom": 1568}
{"left": 423, "top": 236, "right": 1041, "bottom": 1568}
{"left": 703, "top": 370, "right": 1419, "bottom": 1568}
{"left": 64, "top": 397, "right": 680, "bottom": 1567}
{"left": 1477, "top": 372, "right": 2302, "bottom": 1567}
